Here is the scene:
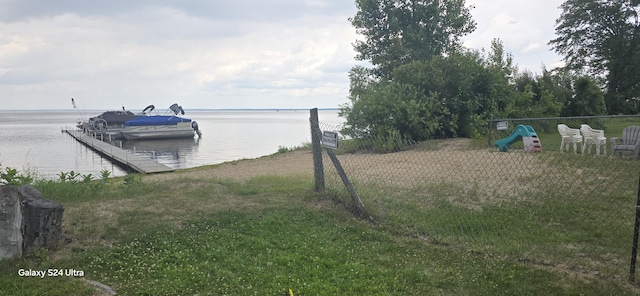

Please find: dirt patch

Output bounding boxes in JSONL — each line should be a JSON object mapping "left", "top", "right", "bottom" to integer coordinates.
{"left": 322, "top": 145, "right": 557, "bottom": 210}
{"left": 145, "top": 149, "right": 314, "bottom": 182}
{"left": 145, "top": 140, "right": 547, "bottom": 186}
{"left": 142, "top": 140, "right": 558, "bottom": 210}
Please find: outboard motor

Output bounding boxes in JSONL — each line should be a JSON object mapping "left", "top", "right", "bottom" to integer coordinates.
{"left": 192, "top": 121, "right": 202, "bottom": 137}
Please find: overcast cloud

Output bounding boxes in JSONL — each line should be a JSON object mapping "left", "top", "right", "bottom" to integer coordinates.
{"left": 0, "top": 0, "right": 564, "bottom": 110}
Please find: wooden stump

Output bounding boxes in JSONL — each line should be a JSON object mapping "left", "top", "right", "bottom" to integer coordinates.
{"left": 0, "top": 187, "right": 22, "bottom": 258}
{"left": 0, "top": 185, "right": 64, "bottom": 259}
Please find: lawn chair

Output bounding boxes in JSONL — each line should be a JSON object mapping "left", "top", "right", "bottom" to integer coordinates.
{"left": 557, "top": 124, "right": 582, "bottom": 153}
{"left": 580, "top": 124, "right": 607, "bottom": 156}
{"left": 610, "top": 125, "right": 640, "bottom": 159}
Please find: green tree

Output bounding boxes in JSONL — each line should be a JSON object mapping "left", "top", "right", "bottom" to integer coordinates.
{"left": 539, "top": 67, "right": 573, "bottom": 116}
{"left": 482, "top": 39, "right": 520, "bottom": 118}
{"left": 340, "top": 79, "right": 438, "bottom": 141}
{"left": 549, "top": 0, "right": 640, "bottom": 114}
{"left": 512, "top": 70, "right": 565, "bottom": 118}
{"left": 563, "top": 76, "right": 607, "bottom": 116}
{"left": 350, "top": 0, "right": 476, "bottom": 78}
{"left": 341, "top": 45, "right": 520, "bottom": 140}
{"left": 511, "top": 72, "right": 538, "bottom": 118}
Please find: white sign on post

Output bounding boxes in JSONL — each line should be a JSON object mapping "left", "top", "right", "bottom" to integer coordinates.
{"left": 321, "top": 131, "right": 339, "bottom": 149}
{"left": 496, "top": 121, "right": 508, "bottom": 131}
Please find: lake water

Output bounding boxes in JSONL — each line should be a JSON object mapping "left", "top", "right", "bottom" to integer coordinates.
{"left": 0, "top": 109, "right": 343, "bottom": 179}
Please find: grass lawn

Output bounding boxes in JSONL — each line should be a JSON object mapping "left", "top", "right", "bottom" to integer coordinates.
{"left": 1, "top": 165, "right": 639, "bottom": 295}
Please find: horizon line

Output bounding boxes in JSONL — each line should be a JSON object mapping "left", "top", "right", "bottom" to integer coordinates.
{"left": 0, "top": 107, "right": 341, "bottom": 111}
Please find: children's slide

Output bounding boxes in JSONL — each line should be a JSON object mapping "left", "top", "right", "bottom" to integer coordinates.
{"left": 494, "top": 125, "right": 540, "bottom": 152}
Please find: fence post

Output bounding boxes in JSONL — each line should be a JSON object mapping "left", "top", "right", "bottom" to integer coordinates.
{"left": 488, "top": 114, "right": 494, "bottom": 147}
{"left": 325, "top": 148, "right": 365, "bottom": 215}
{"left": 629, "top": 172, "right": 640, "bottom": 282}
{"left": 310, "top": 108, "right": 325, "bottom": 192}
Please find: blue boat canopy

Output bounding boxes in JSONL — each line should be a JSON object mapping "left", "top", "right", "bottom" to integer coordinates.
{"left": 125, "top": 115, "right": 191, "bottom": 126}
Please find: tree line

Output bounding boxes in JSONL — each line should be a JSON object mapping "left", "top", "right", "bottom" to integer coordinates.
{"left": 340, "top": 0, "right": 640, "bottom": 141}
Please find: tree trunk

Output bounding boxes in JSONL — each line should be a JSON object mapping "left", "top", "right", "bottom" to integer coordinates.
{"left": 0, "top": 185, "right": 64, "bottom": 259}
{"left": 0, "top": 188, "right": 22, "bottom": 258}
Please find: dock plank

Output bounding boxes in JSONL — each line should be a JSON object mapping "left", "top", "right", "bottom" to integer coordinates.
{"left": 65, "top": 130, "right": 174, "bottom": 174}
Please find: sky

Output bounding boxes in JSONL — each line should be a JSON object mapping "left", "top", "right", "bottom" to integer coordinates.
{"left": 0, "top": 0, "right": 565, "bottom": 110}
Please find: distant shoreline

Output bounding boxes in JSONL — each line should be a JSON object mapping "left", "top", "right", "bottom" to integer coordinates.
{"left": 0, "top": 108, "right": 340, "bottom": 112}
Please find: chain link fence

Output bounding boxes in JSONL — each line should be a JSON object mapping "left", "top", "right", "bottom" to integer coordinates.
{"left": 311, "top": 109, "right": 640, "bottom": 282}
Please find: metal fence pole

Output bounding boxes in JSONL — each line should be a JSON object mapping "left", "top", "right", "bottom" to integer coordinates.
{"left": 310, "top": 108, "right": 325, "bottom": 192}
{"left": 629, "top": 172, "right": 640, "bottom": 282}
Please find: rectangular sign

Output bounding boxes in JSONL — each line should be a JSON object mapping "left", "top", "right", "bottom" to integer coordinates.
{"left": 496, "top": 121, "right": 508, "bottom": 131}
{"left": 321, "top": 131, "right": 339, "bottom": 149}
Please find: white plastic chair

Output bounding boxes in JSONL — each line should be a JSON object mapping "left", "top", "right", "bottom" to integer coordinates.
{"left": 557, "top": 124, "right": 582, "bottom": 153}
{"left": 580, "top": 124, "right": 606, "bottom": 155}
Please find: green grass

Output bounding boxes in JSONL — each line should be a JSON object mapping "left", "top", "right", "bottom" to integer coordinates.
{"left": 74, "top": 209, "right": 629, "bottom": 295}
{"left": 1, "top": 151, "right": 640, "bottom": 295}
{"left": 2, "top": 200, "right": 633, "bottom": 295}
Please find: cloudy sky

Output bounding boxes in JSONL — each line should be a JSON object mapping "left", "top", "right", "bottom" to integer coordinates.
{"left": 0, "top": 0, "right": 564, "bottom": 110}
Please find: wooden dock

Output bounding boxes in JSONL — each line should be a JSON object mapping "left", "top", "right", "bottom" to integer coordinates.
{"left": 64, "top": 130, "right": 174, "bottom": 174}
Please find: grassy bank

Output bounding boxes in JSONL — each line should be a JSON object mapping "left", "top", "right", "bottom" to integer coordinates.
{"left": 0, "top": 158, "right": 638, "bottom": 295}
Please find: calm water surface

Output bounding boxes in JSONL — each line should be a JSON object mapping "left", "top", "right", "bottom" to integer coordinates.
{"left": 0, "top": 109, "right": 343, "bottom": 179}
